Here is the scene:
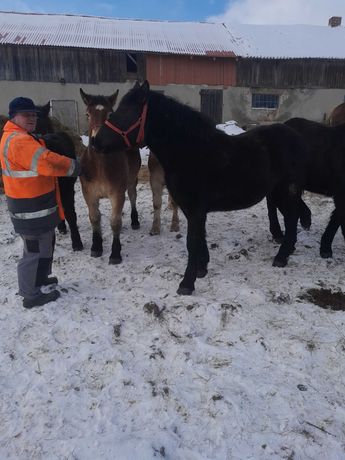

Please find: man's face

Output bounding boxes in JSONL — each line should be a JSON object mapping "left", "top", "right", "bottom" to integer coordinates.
{"left": 12, "top": 112, "right": 37, "bottom": 132}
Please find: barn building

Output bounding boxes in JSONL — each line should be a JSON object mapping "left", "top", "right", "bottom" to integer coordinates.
{"left": 0, "top": 11, "right": 344, "bottom": 132}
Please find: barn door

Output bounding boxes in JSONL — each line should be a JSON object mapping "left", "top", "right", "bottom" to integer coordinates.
{"left": 50, "top": 99, "right": 79, "bottom": 132}
{"left": 200, "top": 89, "right": 223, "bottom": 124}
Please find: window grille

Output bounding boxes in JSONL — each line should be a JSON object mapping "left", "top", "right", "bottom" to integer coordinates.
{"left": 252, "top": 93, "right": 279, "bottom": 109}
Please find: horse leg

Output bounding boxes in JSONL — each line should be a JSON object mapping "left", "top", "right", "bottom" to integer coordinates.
{"left": 64, "top": 204, "right": 83, "bottom": 251}
{"left": 60, "top": 179, "right": 83, "bottom": 251}
{"left": 57, "top": 220, "right": 67, "bottom": 235}
{"left": 178, "top": 210, "right": 207, "bottom": 295}
{"left": 196, "top": 237, "right": 209, "bottom": 278}
{"left": 149, "top": 170, "right": 164, "bottom": 235}
{"left": 127, "top": 178, "right": 140, "bottom": 230}
{"left": 127, "top": 148, "right": 141, "bottom": 230}
{"left": 299, "top": 198, "right": 312, "bottom": 230}
{"left": 108, "top": 192, "right": 125, "bottom": 265}
{"left": 320, "top": 209, "right": 339, "bottom": 258}
{"left": 169, "top": 194, "right": 180, "bottom": 232}
{"left": 329, "top": 192, "right": 345, "bottom": 258}
{"left": 87, "top": 197, "right": 103, "bottom": 257}
{"left": 272, "top": 188, "right": 299, "bottom": 267}
{"left": 266, "top": 195, "right": 284, "bottom": 243}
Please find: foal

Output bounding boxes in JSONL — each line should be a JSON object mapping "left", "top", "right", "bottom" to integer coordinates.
{"left": 148, "top": 150, "right": 180, "bottom": 235}
{"left": 79, "top": 88, "right": 141, "bottom": 264}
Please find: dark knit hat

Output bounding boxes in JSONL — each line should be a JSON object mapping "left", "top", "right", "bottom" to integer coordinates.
{"left": 8, "top": 97, "right": 39, "bottom": 118}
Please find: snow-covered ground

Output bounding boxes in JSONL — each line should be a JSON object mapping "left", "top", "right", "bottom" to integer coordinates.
{"left": 1, "top": 178, "right": 345, "bottom": 459}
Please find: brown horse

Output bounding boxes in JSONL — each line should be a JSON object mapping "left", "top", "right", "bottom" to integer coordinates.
{"left": 79, "top": 88, "right": 141, "bottom": 264}
{"left": 148, "top": 150, "right": 180, "bottom": 235}
{"left": 328, "top": 102, "right": 345, "bottom": 126}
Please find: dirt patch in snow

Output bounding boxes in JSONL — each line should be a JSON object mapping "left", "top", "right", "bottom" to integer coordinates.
{"left": 299, "top": 288, "right": 345, "bottom": 311}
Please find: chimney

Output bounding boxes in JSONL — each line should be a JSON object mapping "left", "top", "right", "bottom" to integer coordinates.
{"left": 328, "top": 16, "right": 342, "bottom": 27}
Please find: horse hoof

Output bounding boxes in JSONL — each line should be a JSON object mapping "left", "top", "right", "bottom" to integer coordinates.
{"left": 272, "top": 257, "right": 287, "bottom": 268}
{"left": 91, "top": 250, "right": 102, "bottom": 257}
{"left": 300, "top": 218, "right": 311, "bottom": 231}
{"left": 149, "top": 229, "right": 160, "bottom": 236}
{"left": 73, "top": 244, "right": 84, "bottom": 251}
{"left": 131, "top": 223, "right": 140, "bottom": 230}
{"left": 170, "top": 225, "right": 180, "bottom": 232}
{"left": 288, "top": 245, "right": 296, "bottom": 255}
{"left": 273, "top": 236, "right": 284, "bottom": 245}
{"left": 109, "top": 257, "right": 122, "bottom": 265}
{"left": 177, "top": 286, "right": 194, "bottom": 295}
{"left": 320, "top": 250, "right": 333, "bottom": 259}
{"left": 196, "top": 268, "right": 208, "bottom": 278}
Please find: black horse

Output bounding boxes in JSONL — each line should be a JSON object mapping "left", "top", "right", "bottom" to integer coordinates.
{"left": 93, "top": 81, "right": 307, "bottom": 295}
{"left": 36, "top": 103, "right": 83, "bottom": 251}
{"left": 268, "top": 117, "right": 345, "bottom": 258}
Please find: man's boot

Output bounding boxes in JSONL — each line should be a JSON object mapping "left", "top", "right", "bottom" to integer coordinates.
{"left": 23, "top": 289, "right": 60, "bottom": 309}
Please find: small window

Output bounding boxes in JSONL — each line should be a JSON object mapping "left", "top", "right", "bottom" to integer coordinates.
{"left": 252, "top": 94, "right": 279, "bottom": 109}
{"left": 126, "top": 53, "right": 137, "bottom": 73}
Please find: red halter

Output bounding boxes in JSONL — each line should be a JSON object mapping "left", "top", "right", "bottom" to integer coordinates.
{"left": 104, "top": 103, "right": 148, "bottom": 148}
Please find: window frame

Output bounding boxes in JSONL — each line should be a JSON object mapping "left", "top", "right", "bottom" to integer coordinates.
{"left": 251, "top": 93, "right": 279, "bottom": 110}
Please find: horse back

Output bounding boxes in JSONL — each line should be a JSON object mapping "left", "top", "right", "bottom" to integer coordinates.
{"left": 285, "top": 117, "right": 345, "bottom": 194}
{"left": 167, "top": 123, "right": 307, "bottom": 213}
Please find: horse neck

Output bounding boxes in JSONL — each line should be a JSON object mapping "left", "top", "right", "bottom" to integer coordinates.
{"left": 146, "top": 93, "right": 215, "bottom": 150}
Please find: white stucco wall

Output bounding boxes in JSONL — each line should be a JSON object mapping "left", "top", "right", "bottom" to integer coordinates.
{"left": 0, "top": 80, "right": 344, "bottom": 133}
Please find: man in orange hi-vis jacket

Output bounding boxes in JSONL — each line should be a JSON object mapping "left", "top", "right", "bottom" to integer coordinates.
{"left": 0, "top": 97, "right": 81, "bottom": 308}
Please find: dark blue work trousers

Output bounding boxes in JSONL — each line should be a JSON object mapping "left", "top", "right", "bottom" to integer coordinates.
{"left": 17, "top": 229, "right": 55, "bottom": 299}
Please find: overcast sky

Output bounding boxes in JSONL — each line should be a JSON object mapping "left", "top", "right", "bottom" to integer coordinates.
{"left": 0, "top": 0, "right": 344, "bottom": 25}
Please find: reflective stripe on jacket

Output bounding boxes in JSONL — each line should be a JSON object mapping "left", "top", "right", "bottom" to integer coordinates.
{"left": 0, "top": 120, "right": 79, "bottom": 234}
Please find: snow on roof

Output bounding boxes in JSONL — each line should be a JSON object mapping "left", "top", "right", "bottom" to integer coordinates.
{"left": 226, "top": 23, "right": 345, "bottom": 59}
{"left": 0, "top": 11, "right": 345, "bottom": 59}
{"left": 0, "top": 11, "right": 236, "bottom": 57}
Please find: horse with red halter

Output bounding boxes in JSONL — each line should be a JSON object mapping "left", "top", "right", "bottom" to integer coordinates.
{"left": 79, "top": 88, "right": 141, "bottom": 264}
{"left": 94, "top": 81, "right": 307, "bottom": 295}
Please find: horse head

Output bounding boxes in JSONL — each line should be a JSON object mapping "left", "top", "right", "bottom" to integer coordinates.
{"left": 93, "top": 80, "right": 150, "bottom": 153}
{"left": 80, "top": 88, "right": 119, "bottom": 138}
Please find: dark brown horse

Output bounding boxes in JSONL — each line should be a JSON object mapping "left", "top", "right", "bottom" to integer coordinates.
{"left": 328, "top": 102, "right": 345, "bottom": 126}
{"left": 94, "top": 81, "right": 307, "bottom": 295}
{"left": 268, "top": 117, "right": 345, "bottom": 259}
{"left": 35, "top": 102, "right": 84, "bottom": 251}
{"left": 79, "top": 88, "right": 141, "bottom": 264}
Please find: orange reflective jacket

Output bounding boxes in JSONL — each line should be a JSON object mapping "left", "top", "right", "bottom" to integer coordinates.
{"left": 0, "top": 120, "right": 79, "bottom": 234}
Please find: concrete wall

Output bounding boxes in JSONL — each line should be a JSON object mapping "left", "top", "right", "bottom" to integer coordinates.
{"left": 222, "top": 87, "right": 345, "bottom": 127}
{"left": 1, "top": 80, "right": 344, "bottom": 133}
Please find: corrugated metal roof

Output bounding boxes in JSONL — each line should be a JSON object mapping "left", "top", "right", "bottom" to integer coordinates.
{"left": 226, "top": 23, "right": 345, "bottom": 59}
{"left": 0, "top": 11, "right": 238, "bottom": 57}
{"left": 0, "top": 11, "right": 345, "bottom": 59}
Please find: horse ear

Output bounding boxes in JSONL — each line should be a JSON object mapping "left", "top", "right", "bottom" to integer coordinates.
{"left": 108, "top": 90, "right": 119, "bottom": 108}
{"left": 133, "top": 81, "right": 141, "bottom": 90}
{"left": 41, "top": 102, "right": 51, "bottom": 117}
{"left": 80, "top": 88, "right": 91, "bottom": 106}
{"left": 142, "top": 80, "right": 150, "bottom": 92}
{"left": 139, "top": 80, "right": 150, "bottom": 102}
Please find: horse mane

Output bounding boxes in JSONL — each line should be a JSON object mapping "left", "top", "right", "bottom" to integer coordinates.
{"left": 123, "top": 86, "right": 219, "bottom": 143}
